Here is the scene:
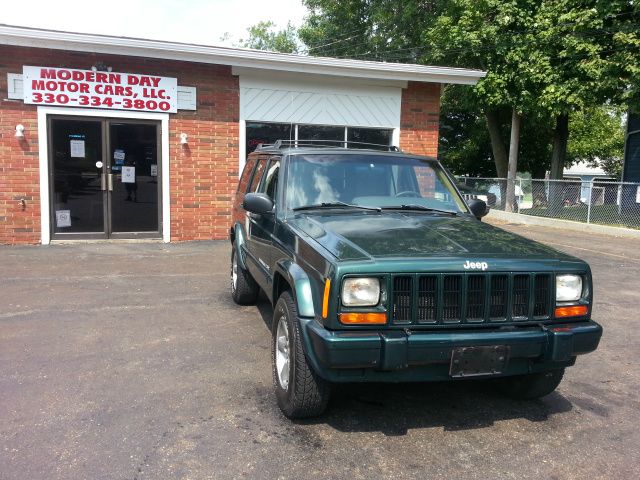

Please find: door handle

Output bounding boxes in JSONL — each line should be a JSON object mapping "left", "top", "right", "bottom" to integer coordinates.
{"left": 101, "top": 174, "right": 106, "bottom": 191}
{"left": 107, "top": 174, "right": 114, "bottom": 191}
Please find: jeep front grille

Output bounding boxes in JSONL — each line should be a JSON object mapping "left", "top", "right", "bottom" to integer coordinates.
{"left": 490, "top": 275, "right": 508, "bottom": 320}
{"left": 392, "top": 276, "right": 412, "bottom": 323}
{"left": 466, "top": 275, "right": 485, "bottom": 321}
{"left": 417, "top": 276, "right": 437, "bottom": 322}
{"left": 390, "top": 273, "right": 552, "bottom": 325}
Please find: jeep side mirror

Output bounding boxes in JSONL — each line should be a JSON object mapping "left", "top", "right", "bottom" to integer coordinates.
{"left": 243, "top": 193, "right": 274, "bottom": 215}
{"left": 467, "top": 198, "right": 489, "bottom": 220}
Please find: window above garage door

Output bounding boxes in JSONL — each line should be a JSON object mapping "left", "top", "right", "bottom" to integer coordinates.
{"left": 246, "top": 122, "right": 393, "bottom": 154}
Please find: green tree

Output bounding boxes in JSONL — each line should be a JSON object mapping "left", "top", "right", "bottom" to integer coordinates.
{"left": 567, "top": 107, "right": 626, "bottom": 178}
{"left": 302, "top": 1, "right": 541, "bottom": 209}
{"left": 300, "top": 0, "right": 639, "bottom": 210}
{"left": 239, "top": 21, "right": 300, "bottom": 53}
{"left": 300, "top": 1, "right": 438, "bottom": 60}
{"left": 525, "top": 1, "right": 639, "bottom": 180}
{"left": 441, "top": 94, "right": 624, "bottom": 180}
{"left": 420, "top": 0, "right": 638, "bottom": 207}
{"left": 440, "top": 86, "right": 555, "bottom": 178}
{"left": 423, "top": 0, "right": 537, "bottom": 189}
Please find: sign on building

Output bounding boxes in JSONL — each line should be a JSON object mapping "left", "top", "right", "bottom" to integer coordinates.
{"left": 22, "top": 66, "right": 178, "bottom": 113}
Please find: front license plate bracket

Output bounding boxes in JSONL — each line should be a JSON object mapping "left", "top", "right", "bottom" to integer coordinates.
{"left": 449, "top": 345, "right": 510, "bottom": 378}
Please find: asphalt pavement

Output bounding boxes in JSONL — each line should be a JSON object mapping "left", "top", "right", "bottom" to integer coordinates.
{"left": 1, "top": 223, "right": 639, "bottom": 479}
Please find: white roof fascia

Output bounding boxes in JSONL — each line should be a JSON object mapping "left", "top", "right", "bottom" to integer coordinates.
{"left": 232, "top": 67, "right": 408, "bottom": 89}
{"left": 0, "top": 24, "right": 486, "bottom": 85}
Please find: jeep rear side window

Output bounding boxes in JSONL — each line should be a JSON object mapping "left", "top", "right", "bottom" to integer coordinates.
{"left": 260, "top": 159, "right": 280, "bottom": 201}
{"left": 248, "top": 159, "right": 268, "bottom": 193}
{"left": 237, "top": 158, "right": 257, "bottom": 193}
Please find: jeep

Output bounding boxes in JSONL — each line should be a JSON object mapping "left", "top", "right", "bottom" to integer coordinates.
{"left": 229, "top": 141, "right": 602, "bottom": 419}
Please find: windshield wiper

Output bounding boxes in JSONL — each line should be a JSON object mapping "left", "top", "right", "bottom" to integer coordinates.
{"left": 381, "top": 204, "right": 458, "bottom": 215}
{"left": 293, "top": 201, "right": 381, "bottom": 212}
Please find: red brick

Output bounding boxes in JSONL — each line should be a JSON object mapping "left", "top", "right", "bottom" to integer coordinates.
{"left": 400, "top": 82, "right": 440, "bottom": 158}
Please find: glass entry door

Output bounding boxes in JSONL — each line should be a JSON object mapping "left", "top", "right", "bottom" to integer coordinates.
{"left": 108, "top": 123, "right": 160, "bottom": 235}
{"left": 49, "top": 117, "right": 161, "bottom": 239}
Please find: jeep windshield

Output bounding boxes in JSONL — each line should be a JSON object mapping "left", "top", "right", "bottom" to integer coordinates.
{"left": 285, "top": 153, "right": 468, "bottom": 214}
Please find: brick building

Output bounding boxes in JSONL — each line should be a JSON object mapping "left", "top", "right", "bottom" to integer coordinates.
{"left": 0, "top": 25, "right": 484, "bottom": 245}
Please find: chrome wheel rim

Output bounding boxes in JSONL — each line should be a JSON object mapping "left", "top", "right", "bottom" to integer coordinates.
{"left": 275, "top": 316, "right": 290, "bottom": 390}
{"left": 231, "top": 252, "right": 238, "bottom": 292}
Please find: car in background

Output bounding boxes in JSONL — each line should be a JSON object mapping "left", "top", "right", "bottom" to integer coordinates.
{"left": 457, "top": 182, "right": 497, "bottom": 207}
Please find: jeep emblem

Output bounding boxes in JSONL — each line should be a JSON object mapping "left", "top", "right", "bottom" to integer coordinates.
{"left": 463, "top": 260, "right": 488, "bottom": 271}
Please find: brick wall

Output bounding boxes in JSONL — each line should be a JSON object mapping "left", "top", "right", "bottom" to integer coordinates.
{"left": 400, "top": 81, "right": 440, "bottom": 157}
{"left": 0, "top": 58, "right": 39, "bottom": 244}
{"left": 0, "top": 45, "right": 239, "bottom": 244}
{"left": 0, "top": 45, "right": 441, "bottom": 245}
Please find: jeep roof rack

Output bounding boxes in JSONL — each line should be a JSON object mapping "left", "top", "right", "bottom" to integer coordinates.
{"left": 254, "top": 139, "right": 400, "bottom": 152}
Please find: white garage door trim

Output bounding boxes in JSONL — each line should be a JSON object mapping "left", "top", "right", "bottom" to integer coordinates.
{"left": 235, "top": 69, "right": 403, "bottom": 171}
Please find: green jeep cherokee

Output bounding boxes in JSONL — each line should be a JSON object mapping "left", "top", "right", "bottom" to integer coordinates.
{"left": 229, "top": 141, "right": 602, "bottom": 419}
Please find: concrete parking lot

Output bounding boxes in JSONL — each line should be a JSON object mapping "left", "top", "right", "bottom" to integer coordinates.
{"left": 1, "top": 223, "right": 639, "bottom": 479}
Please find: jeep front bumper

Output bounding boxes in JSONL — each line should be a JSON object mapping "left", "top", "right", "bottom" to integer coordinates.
{"left": 300, "top": 319, "right": 602, "bottom": 382}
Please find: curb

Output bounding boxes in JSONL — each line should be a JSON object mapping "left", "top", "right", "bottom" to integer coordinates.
{"left": 486, "top": 209, "right": 640, "bottom": 239}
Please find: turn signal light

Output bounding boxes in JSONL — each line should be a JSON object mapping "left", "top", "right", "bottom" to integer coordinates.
{"left": 555, "top": 305, "right": 588, "bottom": 318}
{"left": 339, "top": 312, "right": 387, "bottom": 325}
{"left": 322, "top": 279, "right": 331, "bottom": 319}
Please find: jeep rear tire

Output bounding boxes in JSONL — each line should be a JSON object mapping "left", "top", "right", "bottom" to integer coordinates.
{"left": 230, "top": 247, "right": 259, "bottom": 305}
{"left": 272, "top": 291, "right": 330, "bottom": 418}
{"left": 498, "top": 368, "right": 565, "bottom": 400}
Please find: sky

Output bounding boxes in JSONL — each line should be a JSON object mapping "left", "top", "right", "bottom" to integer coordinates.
{"left": 3, "top": 0, "right": 308, "bottom": 47}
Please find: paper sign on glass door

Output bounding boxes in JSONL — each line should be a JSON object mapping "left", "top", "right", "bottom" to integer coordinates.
{"left": 121, "top": 166, "right": 136, "bottom": 183}
{"left": 150, "top": 164, "right": 158, "bottom": 176}
{"left": 70, "top": 140, "right": 85, "bottom": 158}
{"left": 56, "top": 210, "right": 71, "bottom": 227}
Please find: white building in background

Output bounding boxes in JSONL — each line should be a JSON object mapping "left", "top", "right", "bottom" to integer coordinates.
{"left": 563, "top": 160, "right": 614, "bottom": 203}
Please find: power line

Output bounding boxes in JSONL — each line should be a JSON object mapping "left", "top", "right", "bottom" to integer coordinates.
{"left": 363, "top": 44, "right": 638, "bottom": 67}
{"left": 305, "top": 34, "right": 363, "bottom": 52}
{"left": 300, "top": 34, "right": 358, "bottom": 51}
{"left": 329, "top": 23, "right": 640, "bottom": 62}
{"left": 300, "top": 27, "right": 372, "bottom": 52}
{"left": 335, "top": 44, "right": 634, "bottom": 65}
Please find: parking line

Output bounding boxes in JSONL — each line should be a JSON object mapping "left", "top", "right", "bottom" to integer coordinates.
{"left": 543, "top": 241, "right": 640, "bottom": 263}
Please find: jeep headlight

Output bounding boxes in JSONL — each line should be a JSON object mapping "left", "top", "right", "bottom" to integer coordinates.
{"left": 342, "top": 278, "right": 380, "bottom": 306}
{"left": 556, "top": 274, "right": 583, "bottom": 302}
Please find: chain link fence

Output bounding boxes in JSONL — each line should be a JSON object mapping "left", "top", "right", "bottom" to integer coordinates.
{"left": 456, "top": 177, "right": 640, "bottom": 230}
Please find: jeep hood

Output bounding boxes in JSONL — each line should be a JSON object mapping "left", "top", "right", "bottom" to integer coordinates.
{"left": 290, "top": 212, "right": 574, "bottom": 262}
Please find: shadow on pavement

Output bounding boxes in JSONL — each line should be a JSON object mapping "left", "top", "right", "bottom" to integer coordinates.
{"left": 317, "top": 383, "right": 573, "bottom": 436}
{"left": 254, "top": 296, "right": 573, "bottom": 436}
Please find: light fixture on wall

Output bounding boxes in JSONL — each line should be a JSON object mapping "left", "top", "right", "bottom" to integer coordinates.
{"left": 180, "top": 133, "right": 188, "bottom": 145}
{"left": 15, "top": 124, "right": 25, "bottom": 138}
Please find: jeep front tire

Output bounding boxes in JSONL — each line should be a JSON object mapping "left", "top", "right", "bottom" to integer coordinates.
{"left": 230, "top": 247, "right": 259, "bottom": 305}
{"left": 272, "top": 291, "right": 330, "bottom": 418}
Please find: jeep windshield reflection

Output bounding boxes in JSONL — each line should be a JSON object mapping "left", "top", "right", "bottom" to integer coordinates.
{"left": 284, "top": 154, "right": 468, "bottom": 214}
